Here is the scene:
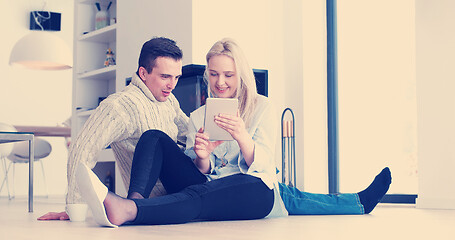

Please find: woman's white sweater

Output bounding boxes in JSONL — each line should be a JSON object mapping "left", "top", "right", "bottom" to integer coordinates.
{"left": 66, "top": 74, "right": 188, "bottom": 204}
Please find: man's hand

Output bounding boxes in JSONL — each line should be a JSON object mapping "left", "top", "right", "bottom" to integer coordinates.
{"left": 37, "top": 211, "right": 69, "bottom": 221}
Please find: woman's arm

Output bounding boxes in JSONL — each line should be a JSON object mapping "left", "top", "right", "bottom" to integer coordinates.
{"left": 214, "top": 111, "right": 255, "bottom": 166}
{"left": 243, "top": 99, "right": 278, "bottom": 174}
{"left": 193, "top": 128, "right": 223, "bottom": 173}
{"left": 217, "top": 97, "right": 277, "bottom": 175}
{"left": 185, "top": 111, "right": 222, "bottom": 174}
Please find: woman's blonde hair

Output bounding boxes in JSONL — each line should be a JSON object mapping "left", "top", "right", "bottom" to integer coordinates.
{"left": 204, "top": 38, "right": 258, "bottom": 126}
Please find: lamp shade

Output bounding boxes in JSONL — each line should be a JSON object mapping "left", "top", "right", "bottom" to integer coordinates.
{"left": 9, "top": 31, "right": 72, "bottom": 70}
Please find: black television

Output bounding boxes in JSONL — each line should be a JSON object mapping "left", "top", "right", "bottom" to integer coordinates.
{"left": 173, "top": 64, "right": 268, "bottom": 116}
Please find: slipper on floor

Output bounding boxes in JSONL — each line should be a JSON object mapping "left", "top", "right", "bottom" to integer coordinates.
{"left": 75, "top": 163, "right": 117, "bottom": 228}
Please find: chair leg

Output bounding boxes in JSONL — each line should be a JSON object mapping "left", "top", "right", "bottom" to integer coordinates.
{"left": 0, "top": 157, "right": 12, "bottom": 199}
{"left": 0, "top": 157, "right": 6, "bottom": 193}
{"left": 2, "top": 159, "right": 50, "bottom": 199}
{"left": 11, "top": 162, "right": 16, "bottom": 199}
{"left": 39, "top": 160, "right": 48, "bottom": 198}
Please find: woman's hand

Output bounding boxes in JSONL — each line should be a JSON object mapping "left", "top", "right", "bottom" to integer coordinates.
{"left": 214, "top": 111, "right": 249, "bottom": 143}
{"left": 37, "top": 211, "right": 69, "bottom": 221}
{"left": 215, "top": 111, "right": 255, "bottom": 166}
{"left": 193, "top": 128, "right": 223, "bottom": 173}
{"left": 194, "top": 128, "right": 223, "bottom": 160}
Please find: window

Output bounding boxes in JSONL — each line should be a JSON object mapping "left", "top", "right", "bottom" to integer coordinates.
{"left": 330, "top": 0, "right": 417, "bottom": 201}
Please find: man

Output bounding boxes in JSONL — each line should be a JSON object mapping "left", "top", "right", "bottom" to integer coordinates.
{"left": 39, "top": 37, "right": 188, "bottom": 220}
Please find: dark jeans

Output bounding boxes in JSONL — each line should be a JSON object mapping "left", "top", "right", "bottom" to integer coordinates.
{"left": 128, "top": 130, "right": 274, "bottom": 225}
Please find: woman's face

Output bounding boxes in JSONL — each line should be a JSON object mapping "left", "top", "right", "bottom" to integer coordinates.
{"left": 207, "top": 55, "right": 239, "bottom": 98}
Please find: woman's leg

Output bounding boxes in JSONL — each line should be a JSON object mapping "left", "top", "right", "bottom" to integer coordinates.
{"left": 129, "top": 174, "right": 274, "bottom": 225}
{"left": 280, "top": 167, "right": 391, "bottom": 215}
{"left": 128, "top": 130, "right": 207, "bottom": 198}
{"left": 357, "top": 167, "right": 392, "bottom": 213}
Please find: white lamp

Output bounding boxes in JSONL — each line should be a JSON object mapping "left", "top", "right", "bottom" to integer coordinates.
{"left": 9, "top": 31, "right": 72, "bottom": 70}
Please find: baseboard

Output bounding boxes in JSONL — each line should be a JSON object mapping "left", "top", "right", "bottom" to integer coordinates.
{"left": 381, "top": 194, "right": 417, "bottom": 204}
{"left": 416, "top": 197, "right": 455, "bottom": 209}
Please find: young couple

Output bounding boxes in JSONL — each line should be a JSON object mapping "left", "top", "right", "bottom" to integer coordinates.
{"left": 39, "top": 37, "right": 391, "bottom": 226}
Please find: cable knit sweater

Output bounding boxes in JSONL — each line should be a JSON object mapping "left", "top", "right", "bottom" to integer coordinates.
{"left": 66, "top": 74, "right": 188, "bottom": 204}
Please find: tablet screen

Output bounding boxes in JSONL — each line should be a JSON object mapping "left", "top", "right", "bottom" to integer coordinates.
{"left": 203, "top": 98, "right": 239, "bottom": 141}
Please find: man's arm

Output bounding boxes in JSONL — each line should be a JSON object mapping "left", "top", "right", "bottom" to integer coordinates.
{"left": 66, "top": 101, "right": 130, "bottom": 204}
{"left": 38, "top": 100, "right": 130, "bottom": 220}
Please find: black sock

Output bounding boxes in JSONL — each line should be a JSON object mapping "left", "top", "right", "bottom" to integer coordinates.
{"left": 357, "top": 167, "right": 392, "bottom": 214}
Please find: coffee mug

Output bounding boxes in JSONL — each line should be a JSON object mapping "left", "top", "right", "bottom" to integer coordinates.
{"left": 67, "top": 203, "right": 88, "bottom": 222}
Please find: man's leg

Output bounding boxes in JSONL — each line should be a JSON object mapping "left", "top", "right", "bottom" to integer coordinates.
{"left": 130, "top": 174, "right": 274, "bottom": 225}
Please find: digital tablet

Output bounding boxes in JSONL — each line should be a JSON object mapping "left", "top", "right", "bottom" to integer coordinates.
{"left": 204, "top": 98, "right": 239, "bottom": 141}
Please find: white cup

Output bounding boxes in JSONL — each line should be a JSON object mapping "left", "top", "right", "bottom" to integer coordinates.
{"left": 67, "top": 204, "right": 88, "bottom": 222}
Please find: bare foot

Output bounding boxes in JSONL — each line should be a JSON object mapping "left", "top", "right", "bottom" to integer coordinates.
{"left": 104, "top": 192, "right": 138, "bottom": 225}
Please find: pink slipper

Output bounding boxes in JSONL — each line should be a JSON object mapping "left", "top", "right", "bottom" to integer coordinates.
{"left": 75, "top": 163, "right": 117, "bottom": 228}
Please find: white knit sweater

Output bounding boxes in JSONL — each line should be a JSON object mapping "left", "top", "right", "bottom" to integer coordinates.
{"left": 66, "top": 74, "right": 188, "bottom": 204}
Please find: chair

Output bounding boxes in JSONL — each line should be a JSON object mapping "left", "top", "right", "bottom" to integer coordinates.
{"left": 0, "top": 122, "right": 51, "bottom": 199}
{"left": 0, "top": 123, "right": 16, "bottom": 199}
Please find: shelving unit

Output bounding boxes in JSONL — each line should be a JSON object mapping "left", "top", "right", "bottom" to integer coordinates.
{"left": 73, "top": 0, "right": 118, "bottom": 134}
{"left": 72, "top": 0, "right": 126, "bottom": 196}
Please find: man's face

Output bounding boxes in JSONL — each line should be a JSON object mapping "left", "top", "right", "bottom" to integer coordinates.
{"left": 139, "top": 57, "right": 182, "bottom": 102}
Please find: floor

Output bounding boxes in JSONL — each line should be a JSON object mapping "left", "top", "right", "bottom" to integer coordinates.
{"left": 1, "top": 196, "right": 454, "bottom": 240}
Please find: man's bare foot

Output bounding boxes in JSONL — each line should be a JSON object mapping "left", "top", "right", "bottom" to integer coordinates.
{"left": 104, "top": 192, "right": 138, "bottom": 225}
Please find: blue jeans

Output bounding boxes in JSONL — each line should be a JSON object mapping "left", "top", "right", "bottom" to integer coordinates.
{"left": 279, "top": 183, "right": 364, "bottom": 215}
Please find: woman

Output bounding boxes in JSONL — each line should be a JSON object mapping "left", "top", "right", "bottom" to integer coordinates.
{"left": 76, "top": 38, "right": 391, "bottom": 227}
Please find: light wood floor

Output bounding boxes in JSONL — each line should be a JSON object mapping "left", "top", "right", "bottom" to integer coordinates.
{"left": 1, "top": 196, "right": 454, "bottom": 240}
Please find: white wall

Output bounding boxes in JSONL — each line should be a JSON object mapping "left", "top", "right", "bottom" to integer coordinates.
{"left": 116, "top": 0, "right": 193, "bottom": 88}
{"left": 416, "top": 0, "right": 455, "bottom": 209}
{"left": 0, "top": 0, "right": 73, "bottom": 197}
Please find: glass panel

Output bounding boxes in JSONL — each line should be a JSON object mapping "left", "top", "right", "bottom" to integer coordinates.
{"left": 337, "top": 0, "right": 417, "bottom": 194}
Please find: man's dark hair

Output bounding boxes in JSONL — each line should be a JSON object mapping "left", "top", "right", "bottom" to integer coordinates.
{"left": 136, "top": 37, "right": 183, "bottom": 75}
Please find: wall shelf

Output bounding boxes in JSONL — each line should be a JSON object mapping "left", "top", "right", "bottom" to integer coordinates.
{"left": 78, "top": 65, "right": 116, "bottom": 80}
{"left": 79, "top": 24, "right": 117, "bottom": 43}
{"left": 76, "top": 109, "right": 95, "bottom": 117}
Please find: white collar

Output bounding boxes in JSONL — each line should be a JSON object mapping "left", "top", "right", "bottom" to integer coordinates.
{"left": 131, "top": 73, "right": 159, "bottom": 102}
